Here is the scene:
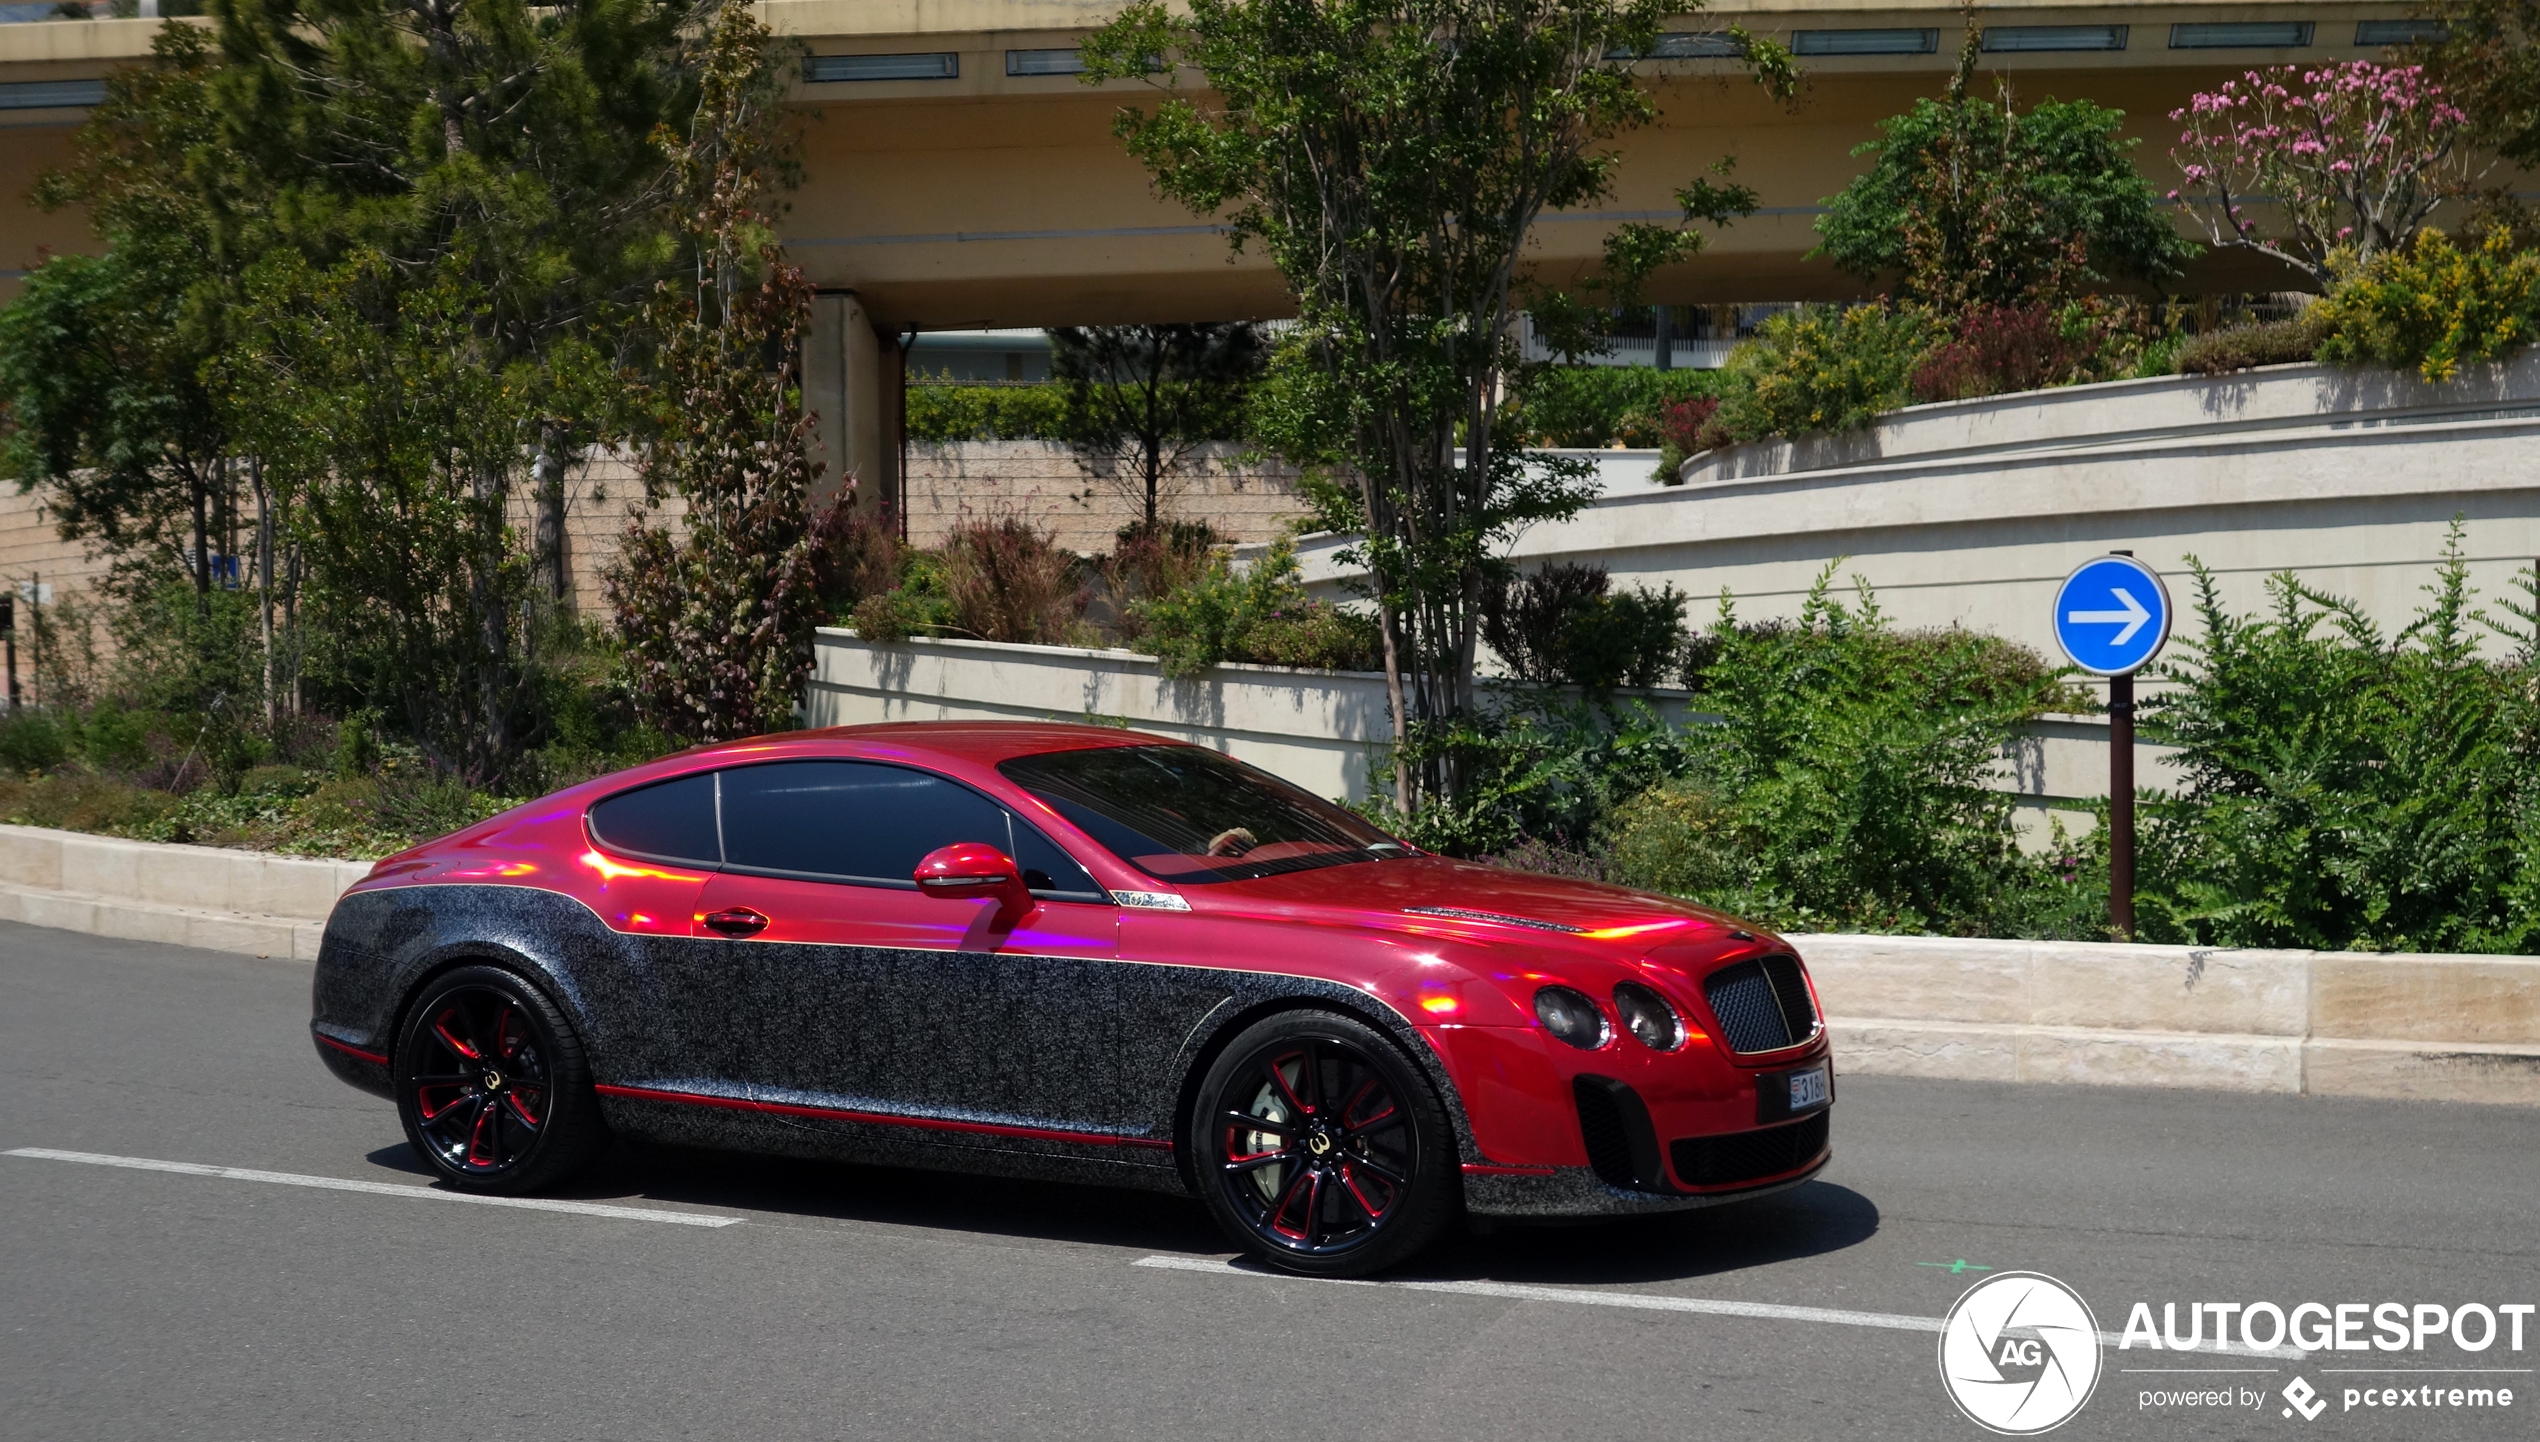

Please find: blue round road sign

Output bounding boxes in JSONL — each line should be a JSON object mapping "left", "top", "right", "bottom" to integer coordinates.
{"left": 2052, "top": 555, "right": 2171, "bottom": 676}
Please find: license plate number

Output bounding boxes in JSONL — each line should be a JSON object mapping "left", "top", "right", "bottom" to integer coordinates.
{"left": 1786, "top": 1064, "right": 1830, "bottom": 1113}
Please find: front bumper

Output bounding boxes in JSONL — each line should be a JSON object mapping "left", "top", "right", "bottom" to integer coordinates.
{"left": 1462, "top": 1138, "right": 1831, "bottom": 1218}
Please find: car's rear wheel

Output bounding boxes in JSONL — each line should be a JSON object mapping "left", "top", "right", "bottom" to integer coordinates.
{"left": 394, "top": 964, "right": 604, "bottom": 1193}
{"left": 1190, "top": 1010, "right": 1458, "bottom": 1277}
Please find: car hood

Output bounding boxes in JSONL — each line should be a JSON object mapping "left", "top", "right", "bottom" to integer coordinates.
{"left": 1199, "top": 853, "right": 1753, "bottom": 945}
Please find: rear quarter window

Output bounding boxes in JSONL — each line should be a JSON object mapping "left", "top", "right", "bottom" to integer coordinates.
{"left": 586, "top": 772, "right": 721, "bottom": 866}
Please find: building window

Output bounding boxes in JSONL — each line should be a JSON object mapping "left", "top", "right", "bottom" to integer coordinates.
{"left": 0, "top": 80, "right": 108, "bottom": 111}
{"left": 2169, "top": 22, "right": 2316, "bottom": 49}
{"left": 1007, "top": 48, "right": 1086, "bottom": 76}
{"left": 1792, "top": 29, "right": 1941, "bottom": 56}
{"left": 1609, "top": 31, "right": 1745, "bottom": 59}
{"left": 2354, "top": 19, "right": 2447, "bottom": 45}
{"left": 1981, "top": 25, "right": 2128, "bottom": 53}
{"left": 803, "top": 52, "right": 960, "bottom": 83}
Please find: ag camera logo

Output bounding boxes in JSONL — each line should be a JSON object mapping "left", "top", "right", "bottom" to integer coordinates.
{"left": 1939, "top": 1272, "right": 2104, "bottom": 1434}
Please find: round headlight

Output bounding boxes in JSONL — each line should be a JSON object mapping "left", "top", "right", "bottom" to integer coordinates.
{"left": 1613, "top": 982, "right": 1684, "bottom": 1051}
{"left": 1534, "top": 986, "right": 1609, "bottom": 1050}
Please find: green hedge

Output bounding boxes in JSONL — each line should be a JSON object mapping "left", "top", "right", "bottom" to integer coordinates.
{"left": 903, "top": 383, "right": 1071, "bottom": 442}
{"left": 1505, "top": 365, "right": 1722, "bottom": 448}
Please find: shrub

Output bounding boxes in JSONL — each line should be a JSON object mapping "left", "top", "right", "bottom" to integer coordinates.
{"left": 1133, "top": 536, "right": 1379, "bottom": 678}
{"left": 2312, "top": 226, "right": 2540, "bottom": 381}
{"left": 1505, "top": 365, "right": 1722, "bottom": 448}
{"left": 1481, "top": 563, "right": 1688, "bottom": 690}
{"left": 1099, "top": 520, "right": 1223, "bottom": 642}
{"left": 1909, "top": 304, "right": 2099, "bottom": 402}
{"left": 904, "top": 383, "right": 1072, "bottom": 442}
{"left": 0, "top": 708, "right": 75, "bottom": 775}
{"left": 2170, "top": 316, "right": 2323, "bottom": 375}
{"left": 940, "top": 518, "right": 1090, "bottom": 645}
{"left": 1710, "top": 304, "right": 1945, "bottom": 445}
{"left": 2135, "top": 535, "right": 2540, "bottom": 954}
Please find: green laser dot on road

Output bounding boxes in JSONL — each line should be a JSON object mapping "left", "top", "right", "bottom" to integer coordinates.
{"left": 1915, "top": 1260, "right": 1993, "bottom": 1274}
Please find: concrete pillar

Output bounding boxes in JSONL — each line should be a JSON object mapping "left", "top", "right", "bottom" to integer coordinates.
{"left": 805, "top": 292, "right": 898, "bottom": 515}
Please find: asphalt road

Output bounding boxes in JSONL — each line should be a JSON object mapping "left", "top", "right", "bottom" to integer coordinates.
{"left": 3, "top": 918, "right": 2535, "bottom": 1442}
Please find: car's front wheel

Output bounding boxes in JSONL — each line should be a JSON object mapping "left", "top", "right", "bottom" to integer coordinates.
{"left": 394, "top": 964, "right": 604, "bottom": 1193}
{"left": 1190, "top": 1010, "right": 1458, "bottom": 1277}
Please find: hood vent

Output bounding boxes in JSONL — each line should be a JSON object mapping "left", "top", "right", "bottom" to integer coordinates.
{"left": 1403, "top": 905, "right": 1586, "bottom": 934}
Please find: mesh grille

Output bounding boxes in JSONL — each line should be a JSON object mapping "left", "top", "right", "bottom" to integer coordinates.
{"left": 1702, "top": 954, "right": 1817, "bottom": 1053}
{"left": 1759, "top": 952, "right": 1818, "bottom": 1038}
{"left": 1572, "top": 1077, "right": 1642, "bottom": 1189}
{"left": 1669, "top": 1111, "right": 1830, "bottom": 1189}
{"left": 1703, "top": 960, "right": 1790, "bottom": 1052}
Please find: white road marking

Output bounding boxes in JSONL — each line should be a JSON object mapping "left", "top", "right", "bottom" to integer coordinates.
{"left": 5, "top": 1148, "right": 743, "bottom": 1229}
{"left": 1132, "top": 1256, "right": 2308, "bottom": 1360}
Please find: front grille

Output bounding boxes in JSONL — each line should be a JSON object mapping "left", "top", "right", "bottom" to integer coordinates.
{"left": 1702, "top": 953, "right": 1818, "bottom": 1053}
{"left": 1669, "top": 1111, "right": 1830, "bottom": 1189}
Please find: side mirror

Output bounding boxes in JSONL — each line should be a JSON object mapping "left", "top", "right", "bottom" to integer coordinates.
{"left": 914, "top": 841, "right": 1033, "bottom": 923}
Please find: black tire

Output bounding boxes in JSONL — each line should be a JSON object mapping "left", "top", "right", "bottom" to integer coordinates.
{"left": 1188, "top": 1009, "right": 1459, "bottom": 1277}
{"left": 394, "top": 964, "right": 605, "bottom": 1194}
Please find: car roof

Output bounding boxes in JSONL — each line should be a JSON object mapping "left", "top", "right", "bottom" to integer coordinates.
{"left": 684, "top": 721, "right": 1175, "bottom": 769}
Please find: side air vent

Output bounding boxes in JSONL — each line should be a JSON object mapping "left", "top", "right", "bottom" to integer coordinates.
{"left": 1702, "top": 954, "right": 1819, "bottom": 1053}
{"left": 1670, "top": 1111, "right": 1831, "bottom": 1189}
{"left": 1572, "top": 1075, "right": 1667, "bottom": 1191}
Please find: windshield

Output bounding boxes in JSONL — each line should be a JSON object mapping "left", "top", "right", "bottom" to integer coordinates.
{"left": 997, "top": 745, "right": 1411, "bottom": 884}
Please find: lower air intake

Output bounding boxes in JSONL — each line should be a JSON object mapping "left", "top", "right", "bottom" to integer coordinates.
{"left": 1669, "top": 1111, "right": 1830, "bottom": 1189}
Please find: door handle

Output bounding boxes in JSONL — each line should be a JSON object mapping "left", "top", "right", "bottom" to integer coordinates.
{"left": 702, "top": 907, "right": 770, "bottom": 938}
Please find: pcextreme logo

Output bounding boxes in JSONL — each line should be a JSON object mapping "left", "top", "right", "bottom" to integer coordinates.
{"left": 1939, "top": 1272, "right": 2104, "bottom": 1435}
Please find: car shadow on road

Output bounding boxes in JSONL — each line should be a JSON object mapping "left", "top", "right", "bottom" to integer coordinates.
{"left": 369, "top": 1138, "right": 1229, "bottom": 1253}
{"left": 1409, "top": 1180, "right": 1881, "bottom": 1286}
{"left": 366, "top": 1137, "right": 1876, "bottom": 1284}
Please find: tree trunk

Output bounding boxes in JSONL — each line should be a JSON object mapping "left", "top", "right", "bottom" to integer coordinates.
{"left": 534, "top": 423, "right": 569, "bottom": 610}
{"left": 255, "top": 461, "right": 276, "bottom": 730}
{"left": 190, "top": 465, "right": 210, "bottom": 617}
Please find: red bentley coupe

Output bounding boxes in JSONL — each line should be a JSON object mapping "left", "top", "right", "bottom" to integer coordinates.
{"left": 310, "top": 722, "right": 1833, "bottom": 1275}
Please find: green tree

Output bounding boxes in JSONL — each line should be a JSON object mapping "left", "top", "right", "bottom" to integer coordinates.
{"left": 4, "top": 28, "right": 239, "bottom": 613}
{"left": 1816, "top": 30, "right": 2198, "bottom": 304}
{"left": 2412, "top": 0, "right": 2540, "bottom": 170}
{"left": 1049, "top": 323, "right": 1265, "bottom": 533}
{"left": 604, "top": 0, "right": 850, "bottom": 745}
{"left": 1084, "top": 0, "right": 1793, "bottom": 811}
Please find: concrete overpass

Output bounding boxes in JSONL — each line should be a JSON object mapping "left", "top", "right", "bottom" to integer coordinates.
{"left": 0, "top": 0, "right": 2471, "bottom": 506}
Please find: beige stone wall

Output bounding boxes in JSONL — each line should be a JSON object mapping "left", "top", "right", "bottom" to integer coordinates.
{"left": 904, "top": 440, "right": 1310, "bottom": 553}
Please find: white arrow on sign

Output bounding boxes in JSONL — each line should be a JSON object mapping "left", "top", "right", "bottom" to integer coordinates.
{"left": 2067, "top": 587, "right": 2151, "bottom": 647}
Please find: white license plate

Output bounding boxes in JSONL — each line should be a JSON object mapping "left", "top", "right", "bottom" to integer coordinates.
{"left": 1786, "top": 1064, "right": 1831, "bottom": 1112}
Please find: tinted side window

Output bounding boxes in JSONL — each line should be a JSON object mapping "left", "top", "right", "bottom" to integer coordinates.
{"left": 1009, "top": 817, "right": 1104, "bottom": 901}
{"left": 587, "top": 772, "right": 721, "bottom": 866}
{"left": 720, "top": 761, "right": 1010, "bottom": 887}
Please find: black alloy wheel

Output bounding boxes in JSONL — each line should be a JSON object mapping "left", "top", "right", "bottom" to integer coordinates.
{"left": 394, "top": 964, "right": 604, "bottom": 1194}
{"left": 1191, "top": 1010, "right": 1457, "bottom": 1277}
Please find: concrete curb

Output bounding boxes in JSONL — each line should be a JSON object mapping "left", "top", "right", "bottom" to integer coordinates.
{"left": 0, "top": 824, "right": 367, "bottom": 962}
{"left": 1793, "top": 933, "right": 2540, "bottom": 1106}
{"left": 3, "top": 824, "right": 2535, "bottom": 1105}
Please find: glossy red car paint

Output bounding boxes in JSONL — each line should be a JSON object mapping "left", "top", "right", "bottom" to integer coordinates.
{"left": 332, "top": 722, "right": 1831, "bottom": 1203}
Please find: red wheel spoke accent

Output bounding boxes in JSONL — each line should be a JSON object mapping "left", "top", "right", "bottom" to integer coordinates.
{"left": 468, "top": 1096, "right": 500, "bottom": 1166}
{"left": 1223, "top": 1151, "right": 1286, "bottom": 1173}
{"left": 417, "top": 1087, "right": 472, "bottom": 1123}
{"left": 1338, "top": 1076, "right": 1382, "bottom": 1128}
{"left": 1225, "top": 1109, "right": 1299, "bottom": 1136}
{"left": 1338, "top": 1165, "right": 1387, "bottom": 1224}
{"left": 433, "top": 1015, "right": 479, "bottom": 1060}
{"left": 495, "top": 1006, "right": 523, "bottom": 1065}
{"left": 507, "top": 1093, "right": 542, "bottom": 1128}
{"left": 1301, "top": 1169, "right": 1327, "bottom": 1248}
{"left": 1267, "top": 1163, "right": 1314, "bottom": 1238}
{"left": 1269, "top": 1053, "right": 1312, "bottom": 1117}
